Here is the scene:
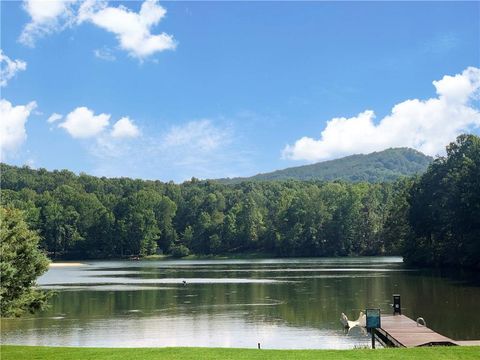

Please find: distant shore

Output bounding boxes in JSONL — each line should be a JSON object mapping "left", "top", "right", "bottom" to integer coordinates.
{"left": 47, "top": 251, "right": 283, "bottom": 263}
{"left": 144, "top": 251, "right": 276, "bottom": 261}
{"left": 49, "top": 262, "right": 86, "bottom": 267}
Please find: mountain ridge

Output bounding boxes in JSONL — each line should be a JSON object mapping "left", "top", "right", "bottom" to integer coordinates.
{"left": 216, "top": 148, "right": 433, "bottom": 184}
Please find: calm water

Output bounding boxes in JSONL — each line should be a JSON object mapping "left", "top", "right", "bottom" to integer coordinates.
{"left": 1, "top": 257, "right": 479, "bottom": 349}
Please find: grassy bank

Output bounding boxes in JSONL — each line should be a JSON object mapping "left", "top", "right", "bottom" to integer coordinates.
{"left": 2, "top": 345, "right": 479, "bottom": 360}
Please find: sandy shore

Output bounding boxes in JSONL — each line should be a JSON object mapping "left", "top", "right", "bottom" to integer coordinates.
{"left": 49, "top": 262, "right": 85, "bottom": 267}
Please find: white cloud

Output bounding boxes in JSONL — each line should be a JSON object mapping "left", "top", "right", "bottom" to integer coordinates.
{"left": 0, "top": 50, "right": 27, "bottom": 87}
{"left": 56, "top": 107, "right": 140, "bottom": 140}
{"left": 89, "top": 119, "right": 248, "bottom": 181}
{"left": 59, "top": 106, "right": 110, "bottom": 138}
{"left": 93, "top": 47, "right": 116, "bottom": 61}
{"left": 47, "top": 112, "right": 63, "bottom": 123}
{"left": 19, "top": 0, "right": 77, "bottom": 46}
{"left": 283, "top": 67, "right": 480, "bottom": 162}
{"left": 111, "top": 117, "right": 140, "bottom": 138}
{"left": 0, "top": 99, "right": 37, "bottom": 160}
{"left": 163, "top": 119, "right": 228, "bottom": 152}
{"left": 78, "top": 0, "right": 176, "bottom": 59}
{"left": 18, "top": 1, "right": 176, "bottom": 59}
{"left": 433, "top": 67, "right": 480, "bottom": 103}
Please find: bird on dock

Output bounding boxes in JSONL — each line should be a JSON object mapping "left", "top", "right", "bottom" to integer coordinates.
{"left": 182, "top": 280, "right": 187, "bottom": 286}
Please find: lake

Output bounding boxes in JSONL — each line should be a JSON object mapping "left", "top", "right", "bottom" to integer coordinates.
{"left": 1, "top": 257, "right": 479, "bottom": 349}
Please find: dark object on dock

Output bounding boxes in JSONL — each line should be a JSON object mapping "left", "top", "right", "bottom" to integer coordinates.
{"left": 393, "top": 294, "right": 401, "bottom": 315}
{"left": 182, "top": 280, "right": 187, "bottom": 286}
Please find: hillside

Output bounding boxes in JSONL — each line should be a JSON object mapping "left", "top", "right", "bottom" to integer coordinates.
{"left": 218, "top": 148, "right": 433, "bottom": 184}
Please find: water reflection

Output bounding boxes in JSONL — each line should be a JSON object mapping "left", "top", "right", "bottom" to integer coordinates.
{"left": 1, "top": 257, "right": 479, "bottom": 348}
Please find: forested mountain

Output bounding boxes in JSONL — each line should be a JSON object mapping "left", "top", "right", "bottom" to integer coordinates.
{"left": 217, "top": 148, "right": 433, "bottom": 184}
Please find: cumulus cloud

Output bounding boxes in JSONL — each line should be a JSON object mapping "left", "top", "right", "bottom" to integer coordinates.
{"left": 0, "top": 50, "right": 27, "bottom": 87}
{"left": 18, "top": 1, "right": 175, "bottom": 59}
{"left": 78, "top": 0, "right": 176, "bottom": 58}
{"left": 111, "top": 117, "right": 140, "bottom": 138}
{"left": 57, "top": 107, "right": 141, "bottom": 141}
{"left": 0, "top": 99, "right": 37, "bottom": 160}
{"left": 283, "top": 67, "right": 480, "bottom": 162}
{"left": 47, "top": 112, "right": 63, "bottom": 123}
{"left": 19, "top": 0, "right": 77, "bottom": 46}
{"left": 59, "top": 106, "right": 110, "bottom": 138}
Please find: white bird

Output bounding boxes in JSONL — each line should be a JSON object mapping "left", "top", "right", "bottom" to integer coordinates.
{"left": 340, "top": 311, "right": 366, "bottom": 329}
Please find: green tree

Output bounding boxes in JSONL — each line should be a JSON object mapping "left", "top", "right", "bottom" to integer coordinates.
{"left": 181, "top": 225, "right": 194, "bottom": 249}
{"left": 404, "top": 134, "right": 480, "bottom": 268}
{"left": 382, "top": 179, "right": 412, "bottom": 255}
{"left": 0, "top": 207, "right": 50, "bottom": 317}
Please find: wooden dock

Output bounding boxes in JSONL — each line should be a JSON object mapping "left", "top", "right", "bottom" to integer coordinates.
{"left": 375, "top": 315, "right": 457, "bottom": 348}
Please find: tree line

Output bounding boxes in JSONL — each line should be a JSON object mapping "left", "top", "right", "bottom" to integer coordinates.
{"left": 0, "top": 169, "right": 399, "bottom": 259}
{"left": 1, "top": 134, "right": 478, "bottom": 268}
{"left": 402, "top": 134, "right": 480, "bottom": 268}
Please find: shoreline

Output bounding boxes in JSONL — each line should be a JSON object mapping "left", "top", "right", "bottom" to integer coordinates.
{"left": 47, "top": 254, "right": 404, "bottom": 262}
{"left": 49, "top": 262, "right": 86, "bottom": 267}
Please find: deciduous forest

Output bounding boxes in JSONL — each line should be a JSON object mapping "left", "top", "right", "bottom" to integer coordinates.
{"left": 1, "top": 135, "right": 478, "bottom": 268}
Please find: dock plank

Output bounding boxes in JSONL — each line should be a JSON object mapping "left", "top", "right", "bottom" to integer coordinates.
{"left": 376, "top": 315, "right": 457, "bottom": 348}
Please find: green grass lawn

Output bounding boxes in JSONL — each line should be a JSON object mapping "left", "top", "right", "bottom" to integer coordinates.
{"left": 1, "top": 345, "right": 479, "bottom": 360}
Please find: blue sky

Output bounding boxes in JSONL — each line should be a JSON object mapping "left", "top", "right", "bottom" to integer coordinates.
{"left": 1, "top": 1, "right": 479, "bottom": 182}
